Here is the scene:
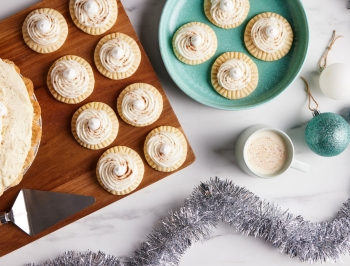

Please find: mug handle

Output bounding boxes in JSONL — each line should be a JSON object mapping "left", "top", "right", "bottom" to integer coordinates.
{"left": 291, "top": 159, "right": 310, "bottom": 173}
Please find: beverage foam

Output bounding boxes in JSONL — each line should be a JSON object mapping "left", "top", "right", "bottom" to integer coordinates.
{"left": 245, "top": 131, "right": 288, "bottom": 176}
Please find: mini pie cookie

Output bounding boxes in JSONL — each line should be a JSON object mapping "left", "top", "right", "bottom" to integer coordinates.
{"left": 69, "top": 0, "right": 118, "bottom": 35}
{"left": 172, "top": 22, "right": 218, "bottom": 65}
{"left": 47, "top": 55, "right": 95, "bottom": 104}
{"left": 22, "top": 8, "right": 68, "bottom": 54}
{"left": 94, "top": 32, "right": 141, "bottom": 80}
{"left": 71, "top": 102, "right": 119, "bottom": 150}
{"left": 144, "top": 126, "right": 187, "bottom": 172}
{"left": 204, "top": 0, "right": 250, "bottom": 29}
{"left": 0, "top": 59, "right": 42, "bottom": 196}
{"left": 117, "top": 83, "right": 163, "bottom": 127}
{"left": 244, "top": 12, "right": 293, "bottom": 61}
{"left": 96, "top": 146, "right": 144, "bottom": 195}
{"left": 211, "top": 52, "right": 258, "bottom": 99}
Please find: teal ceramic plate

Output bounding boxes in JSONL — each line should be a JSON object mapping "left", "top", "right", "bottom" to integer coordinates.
{"left": 159, "top": 0, "right": 309, "bottom": 110}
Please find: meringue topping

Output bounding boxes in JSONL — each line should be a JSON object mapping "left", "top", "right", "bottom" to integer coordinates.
{"left": 84, "top": 0, "right": 99, "bottom": 15}
{"left": 174, "top": 24, "right": 214, "bottom": 61}
{"left": 27, "top": 13, "right": 60, "bottom": 45}
{"left": 210, "top": 0, "right": 246, "bottom": 26}
{"left": 100, "top": 38, "right": 134, "bottom": 73}
{"left": 88, "top": 117, "right": 101, "bottom": 130}
{"left": 220, "top": 0, "right": 234, "bottom": 12}
{"left": 113, "top": 165, "right": 127, "bottom": 176}
{"left": 146, "top": 131, "right": 183, "bottom": 168}
{"left": 74, "top": 0, "right": 111, "bottom": 28}
{"left": 63, "top": 68, "right": 78, "bottom": 81}
{"left": 217, "top": 59, "right": 251, "bottom": 90}
{"left": 121, "top": 87, "right": 160, "bottom": 126}
{"left": 36, "top": 19, "right": 51, "bottom": 33}
{"left": 251, "top": 17, "right": 287, "bottom": 53}
{"left": 133, "top": 99, "right": 145, "bottom": 111}
{"left": 51, "top": 60, "right": 89, "bottom": 99}
{"left": 97, "top": 152, "right": 139, "bottom": 192}
{"left": 160, "top": 143, "right": 171, "bottom": 155}
{"left": 76, "top": 109, "right": 112, "bottom": 145}
{"left": 230, "top": 67, "right": 243, "bottom": 79}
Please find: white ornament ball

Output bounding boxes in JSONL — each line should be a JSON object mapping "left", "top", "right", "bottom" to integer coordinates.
{"left": 319, "top": 63, "right": 350, "bottom": 100}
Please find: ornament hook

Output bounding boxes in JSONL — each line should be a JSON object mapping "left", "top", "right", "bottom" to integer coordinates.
{"left": 300, "top": 76, "right": 319, "bottom": 113}
{"left": 318, "top": 30, "right": 343, "bottom": 72}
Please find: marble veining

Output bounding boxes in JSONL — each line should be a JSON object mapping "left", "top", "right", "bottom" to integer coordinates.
{"left": 2, "top": 0, "right": 350, "bottom": 265}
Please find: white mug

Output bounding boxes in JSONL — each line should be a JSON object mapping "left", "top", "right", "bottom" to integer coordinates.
{"left": 235, "top": 125, "right": 310, "bottom": 178}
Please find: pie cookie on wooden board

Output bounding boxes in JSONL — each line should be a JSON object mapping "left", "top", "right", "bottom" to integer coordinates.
{"left": 0, "top": 59, "right": 42, "bottom": 196}
{"left": 94, "top": 32, "right": 141, "bottom": 80}
{"left": 71, "top": 102, "right": 119, "bottom": 150}
{"left": 69, "top": 0, "right": 118, "bottom": 35}
{"left": 47, "top": 55, "right": 95, "bottom": 104}
{"left": 96, "top": 146, "right": 144, "bottom": 195}
{"left": 117, "top": 83, "right": 163, "bottom": 127}
{"left": 144, "top": 126, "right": 187, "bottom": 172}
{"left": 204, "top": 0, "right": 250, "bottom": 29}
{"left": 172, "top": 22, "right": 218, "bottom": 65}
{"left": 22, "top": 8, "right": 68, "bottom": 54}
{"left": 211, "top": 52, "right": 259, "bottom": 99}
{"left": 244, "top": 12, "right": 294, "bottom": 61}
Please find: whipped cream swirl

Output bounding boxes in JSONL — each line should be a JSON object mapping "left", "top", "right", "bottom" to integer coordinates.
{"left": 98, "top": 153, "right": 138, "bottom": 192}
{"left": 100, "top": 38, "right": 134, "bottom": 73}
{"left": 122, "top": 88, "right": 160, "bottom": 125}
{"left": 76, "top": 109, "right": 112, "bottom": 145}
{"left": 146, "top": 131, "right": 183, "bottom": 168}
{"left": 74, "top": 0, "right": 111, "bottom": 28}
{"left": 174, "top": 24, "right": 214, "bottom": 61}
{"left": 217, "top": 59, "right": 251, "bottom": 90}
{"left": 251, "top": 17, "right": 286, "bottom": 53}
{"left": 210, "top": 0, "right": 246, "bottom": 26}
{"left": 51, "top": 60, "right": 89, "bottom": 98}
{"left": 27, "top": 13, "right": 60, "bottom": 45}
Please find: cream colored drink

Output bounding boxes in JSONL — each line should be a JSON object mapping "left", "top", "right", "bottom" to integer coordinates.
{"left": 245, "top": 131, "right": 288, "bottom": 176}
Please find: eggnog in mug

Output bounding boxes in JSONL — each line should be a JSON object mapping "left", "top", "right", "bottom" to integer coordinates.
{"left": 245, "top": 130, "right": 288, "bottom": 176}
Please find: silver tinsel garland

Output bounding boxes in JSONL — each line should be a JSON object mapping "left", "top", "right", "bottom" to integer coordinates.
{"left": 28, "top": 177, "right": 350, "bottom": 265}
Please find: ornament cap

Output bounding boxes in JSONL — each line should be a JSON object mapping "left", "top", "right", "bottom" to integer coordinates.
{"left": 312, "top": 110, "right": 321, "bottom": 117}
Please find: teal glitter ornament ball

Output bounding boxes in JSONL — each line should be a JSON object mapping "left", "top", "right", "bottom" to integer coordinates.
{"left": 305, "top": 112, "right": 350, "bottom": 157}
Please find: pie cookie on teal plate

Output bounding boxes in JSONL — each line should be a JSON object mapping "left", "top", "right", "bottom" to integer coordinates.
{"left": 172, "top": 22, "right": 217, "bottom": 65}
{"left": 211, "top": 52, "right": 259, "bottom": 99}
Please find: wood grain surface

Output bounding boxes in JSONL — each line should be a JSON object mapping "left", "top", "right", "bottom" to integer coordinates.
{"left": 0, "top": 0, "right": 195, "bottom": 257}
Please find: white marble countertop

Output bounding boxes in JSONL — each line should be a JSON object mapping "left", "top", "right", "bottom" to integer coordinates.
{"left": 2, "top": 0, "right": 350, "bottom": 265}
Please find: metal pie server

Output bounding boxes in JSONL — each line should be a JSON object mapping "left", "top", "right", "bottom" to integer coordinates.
{"left": 0, "top": 189, "right": 95, "bottom": 236}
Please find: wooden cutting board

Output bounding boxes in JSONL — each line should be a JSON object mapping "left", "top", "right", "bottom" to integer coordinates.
{"left": 0, "top": 0, "right": 195, "bottom": 257}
